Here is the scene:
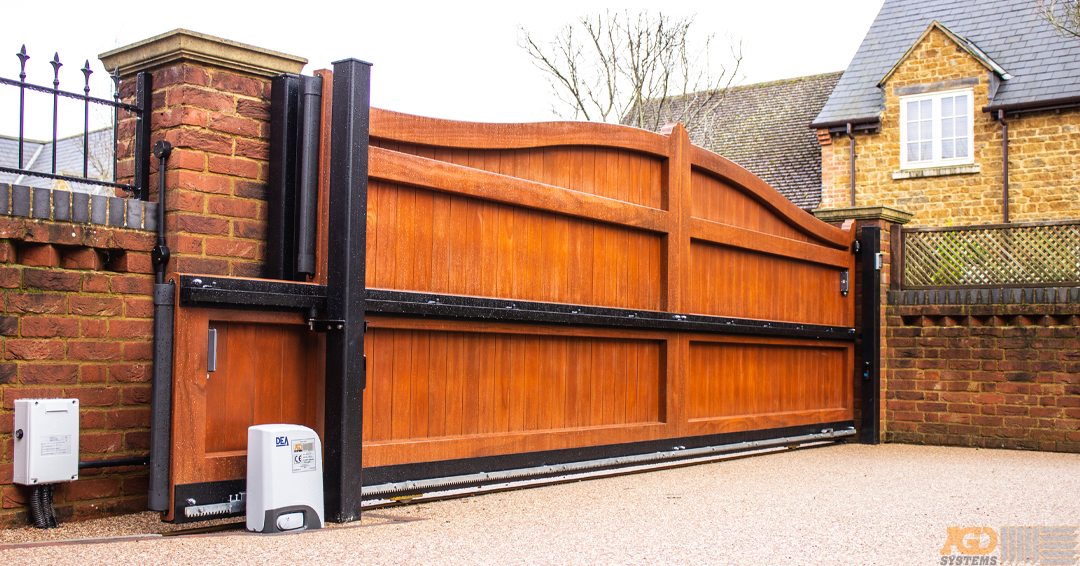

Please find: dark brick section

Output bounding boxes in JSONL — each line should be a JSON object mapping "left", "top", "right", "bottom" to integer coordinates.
{"left": 885, "top": 303, "right": 1080, "bottom": 452}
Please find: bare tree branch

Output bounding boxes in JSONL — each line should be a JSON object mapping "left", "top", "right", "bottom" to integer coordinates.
{"left": 1038, "top": 0, "right": 1080, "bottom": 39}
{"left": 518, "top": 11, "right": 743, "bottom": 135}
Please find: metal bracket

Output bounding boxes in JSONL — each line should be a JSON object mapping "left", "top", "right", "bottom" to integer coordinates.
{"left": 875, "top": 253, "right": 884, "bottom": 270}
{"left": 207, "top": 328, "right": 217, "bottom": 372}
{"left": 841, "top": 270, "right": 849, "bottom": 296}
{"left": 184, "top": 492, "right": 245, "bottom": 519}
{"left": 309, "top": 319, "right": 345, "bottom": 332}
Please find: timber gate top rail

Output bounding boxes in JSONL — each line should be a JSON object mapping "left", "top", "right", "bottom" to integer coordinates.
{"left": 0, "top": 45, "right": 152, "bottom": 199}
{"left": 900, "top": 219, "right": 1080, "bottom": 289}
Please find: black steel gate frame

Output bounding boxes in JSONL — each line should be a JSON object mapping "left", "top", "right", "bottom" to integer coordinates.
{"left": 172, "top": 59, "right": 882, "bottom": 523}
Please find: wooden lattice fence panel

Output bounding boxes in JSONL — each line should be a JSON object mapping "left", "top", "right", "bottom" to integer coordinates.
{"left": 902, "top": 220, "right": 1080, "bottom": 288}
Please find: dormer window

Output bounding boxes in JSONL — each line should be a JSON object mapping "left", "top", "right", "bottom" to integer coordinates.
{"left": 899, "top": 88, "right": 974, "bottom": 170}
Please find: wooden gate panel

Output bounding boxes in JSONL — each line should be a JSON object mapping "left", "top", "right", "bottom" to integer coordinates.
{"left": 359, "top": 317, "right": 674, "bottom": 468}
{"left": 204, "top": 321, "right": 320, "bottom": 453}
{"left": 682, "top": 336, "right": 853, "bottom": 436}
{"left": 168, "top": 301, "right": 322, "bottom": 520}
{"left": 376, "top": 143, "right": 666, "bottom": 210}
{"left": 362, "top": 326, "right": 665, "bottom": 439}
{"left": 690, "top": 169, "right": 815, "bottom": 244}
{"left": 689, "top": 242, "right": 852, "bottom": 326}
{"left": 367, "top": 180, "right": 664, "bottom": 309}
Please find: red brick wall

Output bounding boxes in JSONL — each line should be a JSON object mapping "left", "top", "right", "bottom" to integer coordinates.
{"left": 1, "top": 57, "right": 277, "bottom": 528}
{"left": 117, "top": 63, "right": 272, "bottom": 278}
{"left": 0, "top": 217, "right": 155, "bottom": 527}
{"left": 885, "top": 304, "right": 1080, "bottom": 452}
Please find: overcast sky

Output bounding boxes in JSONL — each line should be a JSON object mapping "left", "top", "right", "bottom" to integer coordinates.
{"left": 2, "top": 0, "right": 884, "bottom": 139}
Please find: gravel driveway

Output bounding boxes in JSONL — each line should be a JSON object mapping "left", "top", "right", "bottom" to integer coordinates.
{"left": 3, "top": 443, "right": 1079, "bottom": 565}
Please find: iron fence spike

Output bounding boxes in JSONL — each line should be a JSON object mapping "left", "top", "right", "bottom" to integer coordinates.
{"left": 81, "top": 60, "right": 92, "bottom": 90}
{"left": 50, "top": 52, "right": 62, "bottom": 87}
{"left": 17, "top": 45, "right": 28, "bottom": 80}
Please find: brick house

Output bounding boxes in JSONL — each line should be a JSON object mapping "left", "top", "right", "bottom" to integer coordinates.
{"left": 810, "top": 0, "right": 1080, "bottom": 227}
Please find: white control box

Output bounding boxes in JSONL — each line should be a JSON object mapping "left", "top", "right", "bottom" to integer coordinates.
{"left": 14, "top": 399, "right": 79, "bottom": 485}
{"left": 246, "top": 424, "right": 324, "bottom": 533}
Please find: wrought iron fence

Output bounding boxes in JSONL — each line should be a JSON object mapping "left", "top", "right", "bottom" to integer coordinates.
{"left": 0, "top": 45, "right": 151, "bottom": 199}
{"left": 901, "top": 220, "right": 1080, "bottom": 289}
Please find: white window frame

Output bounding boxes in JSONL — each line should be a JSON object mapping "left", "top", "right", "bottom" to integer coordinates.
{"left": 898, "top": 88, "right": 975, "bottom": 170}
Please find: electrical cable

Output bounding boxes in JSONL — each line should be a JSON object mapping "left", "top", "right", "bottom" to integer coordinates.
{"left": 28, "top": 485, "right": 48, "bottom": 529}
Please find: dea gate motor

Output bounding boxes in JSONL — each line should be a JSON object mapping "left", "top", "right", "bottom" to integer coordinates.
{"left": 247, "top": 424, "right": 324, "bottom": 533}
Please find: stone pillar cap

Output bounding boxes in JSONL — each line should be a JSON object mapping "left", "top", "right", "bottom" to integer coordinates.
{"left": 99, "top": 29, "right": 307, "bottom": 78}
{"left": 812, "top": 205, "right": 915, "bottom": 225}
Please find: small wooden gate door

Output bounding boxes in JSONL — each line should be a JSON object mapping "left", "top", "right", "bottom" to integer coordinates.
{"left": 166, "top": 62, "right": 858, "bottom": 522}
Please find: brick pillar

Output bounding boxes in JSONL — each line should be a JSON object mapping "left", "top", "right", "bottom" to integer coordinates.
{"left": 814, "top": 206, "right": 914, "bottom": 442}
{"left": 100, "top": 30, "right": 307, "bottom": 277}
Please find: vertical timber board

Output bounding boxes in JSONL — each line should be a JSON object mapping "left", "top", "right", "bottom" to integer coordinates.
{"left": 324, "top": 58, "right": 372, "bottom": 523}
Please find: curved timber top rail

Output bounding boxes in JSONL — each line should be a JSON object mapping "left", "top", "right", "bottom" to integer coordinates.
{"left": 688, "top": 145, "right": 851, "bottom": 250}
{"left": 370, "top": 108, "right": 671, "bottom": 157}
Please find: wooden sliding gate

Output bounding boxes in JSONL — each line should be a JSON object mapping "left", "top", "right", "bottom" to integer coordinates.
{"left": 359, "top": 111, "right": 857, "bottom": 478}
{"left": 166, "top": 63, "right": 857, "bottom": 522}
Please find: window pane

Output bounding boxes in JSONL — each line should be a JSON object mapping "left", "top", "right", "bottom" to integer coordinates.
{"left": 921, "top": 120, "right": 932, "bottom": 140}
{"left": 907, "top": 100, "right": 918, "bottom": 117}
{"left": 955, "top": 115, "right": 967, "bottom": 134}
{"left": 907, "top": 121, "right": 919, "bottom": 140}
{"left": 921, "top": 99, "right": 932, "bottom": 118}
{"left": 942, "top": 97, "right": 954, "bottom": 117}
{"left": 955, "top": 138, "right": 968, "bottom": 158}
{"left": 955, "top": 95, "right": 968, "bottom": 115}
{"left": 908, "top": 142, "right": 919, "bottom": 162}
{"left": 942, "top": 139, "right": 954, "bottom": 159}
{"left": 921, "top": 141, "right": 932, "bottom": 161}
{"left": 942, "top": 118, "right": 954, "bottom": 138}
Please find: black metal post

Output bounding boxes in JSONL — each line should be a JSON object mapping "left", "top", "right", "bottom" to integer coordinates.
{"left": 50, "top": 53, "right": 62, "bottom": 175}
{"left": 81, "top": 61, "right": 92, "bottom": 179}
{"left": 133, "top": 72, "right": 153, "bottom": 200}
{"left": 149, "top": 140, "right": 173, "bottom": 512}
{"left": 858, "top": 226, "right": 881, "bottom": 444}
{"left": 324, "top": 58, "right": 371, "bottom": 523}
{"left": 111, "top": 67, "right": 121, "bottom": 184}
{"left": 16, "top": 46, "right": 28, "bottom": 169}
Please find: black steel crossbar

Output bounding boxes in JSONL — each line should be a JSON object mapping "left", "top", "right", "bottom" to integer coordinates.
{"left": 178, "top": 274, "right": 327, "bottom": 310}
{"left": 177, "top": 276, "right": 856, "bottom": 341}
{"left": 366, "top": 290, "right": 857, "bottom": 341}
{"left": 0, "top": 167, "right": 137, "bottom": 191}
{"left": 0, "top": 76, "right": 141, "bottom": 111}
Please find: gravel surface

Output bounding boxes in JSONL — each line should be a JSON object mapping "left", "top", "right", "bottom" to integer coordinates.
{"left": 3, "top": 443, "right": 1078, "bottom": 565}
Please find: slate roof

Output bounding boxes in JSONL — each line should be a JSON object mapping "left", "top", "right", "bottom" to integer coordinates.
{"left": 0, "top": 129, "right": 114, "bottom": 195}
{"left": 646, "top": 72, "right": 843, "bottom": 210}
{"left": 814, "top": 0, "right": 1080, "bottom": 125}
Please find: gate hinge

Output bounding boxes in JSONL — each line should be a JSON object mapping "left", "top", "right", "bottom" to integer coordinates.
{"left": 841, "top": 270, "right": 849, "bottom": 296}
{"left": 309, "top": 319, "right": 345, "bottom": 332}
